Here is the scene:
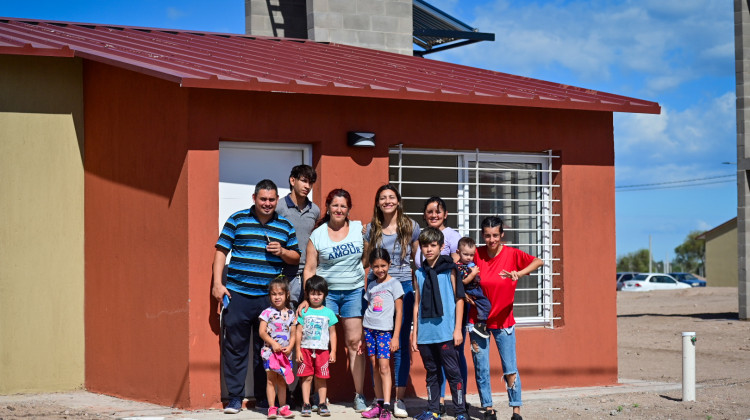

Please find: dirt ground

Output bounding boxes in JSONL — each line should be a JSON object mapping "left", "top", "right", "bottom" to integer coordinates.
{"left": 520, "top": 287, "right": 750, "bottom": 420}
{"left": 1, "top": 287, "right": 749, "bottom": 419}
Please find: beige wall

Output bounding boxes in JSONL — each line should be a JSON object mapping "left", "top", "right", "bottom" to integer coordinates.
{"left": 0, "top": 55, "right": 85, "bottom": 392}
{"left": 705, "top": 221, "right": 738, "bottom": 287}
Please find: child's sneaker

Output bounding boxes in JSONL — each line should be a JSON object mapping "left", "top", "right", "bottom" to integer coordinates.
{"left": 318, "top": 403, "right": 331, "bottom": 417}
{"left": 268, "top": 406, "right": 279, "bottom": 419}
{"left": 354, "top": 393, "right": 368, "bottom": 412}
{"left": 366, "top": 399, "right": 379, "bottom": 412}
{"left": 510, "top": 414, "right": 523, "bottom": 420}
{"left": 472, "top": 322, "right": 490, "bottom": 338}
{"left": 413, "top": 412, "right": 439, "bottom": 420}
{"left": 393, "top": 399, "right": 408, "bottom": 418}
{"left": 379, "top": 407, "right": 392, "bottom": 420}
{"left": 279, "top": 405, "right": 294, "bottom": 418}
{"left": 301, "top": 403, "right": 312, "bottom": 417}
{"left": 438, "top": 403, "right": 446, "bottom": 417}
{"left": 224, "top": 397, "right": 243, "bottom": 414}
{"left": 362, "top": 404, "right": 381, "bottom": 418}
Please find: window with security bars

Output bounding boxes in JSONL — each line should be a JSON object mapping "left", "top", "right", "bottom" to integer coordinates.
{"left": 389, "top": 147, "right": 560, "bottom": 327}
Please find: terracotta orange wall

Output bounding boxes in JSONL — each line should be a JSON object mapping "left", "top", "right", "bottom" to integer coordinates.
{"left": 83, "top": 60, "right": 616, "bottom": 409}
{"left": 84, "top": 61, "right": 193, "bottom": 407}
{"left": 188, "top": 89, "right": 618, "bottom": 401}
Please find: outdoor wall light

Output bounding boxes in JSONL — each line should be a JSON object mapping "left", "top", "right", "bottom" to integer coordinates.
{"left": 347, "top": 131, "right": 376, "bottom": 147}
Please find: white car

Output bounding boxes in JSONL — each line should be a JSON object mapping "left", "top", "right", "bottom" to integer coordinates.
{"left": 620, "top": 273, "right": 691, "bottom": 292}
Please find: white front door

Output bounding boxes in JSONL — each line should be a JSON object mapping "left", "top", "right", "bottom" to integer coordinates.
{"left": 217, "top": 141, "right": 312, "bottom": 399}
{"left": 219, "top": 141, "right": 313, "bottom": 228}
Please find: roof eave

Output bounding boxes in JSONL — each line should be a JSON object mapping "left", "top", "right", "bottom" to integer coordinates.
{"left": 180, "top": 76, "right": 661, "bottom": 114}
{"left": 0, "top": 44, "right": 74, "bottom": 57}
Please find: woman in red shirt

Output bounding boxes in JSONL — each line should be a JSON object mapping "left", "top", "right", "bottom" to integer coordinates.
{"left": 468, "top": 216, "right": 542, "bottom": 420}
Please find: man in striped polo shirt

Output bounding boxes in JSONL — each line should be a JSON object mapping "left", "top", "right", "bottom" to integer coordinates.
{"left": 212, "top": 179, "right": 301, "bottom": 414}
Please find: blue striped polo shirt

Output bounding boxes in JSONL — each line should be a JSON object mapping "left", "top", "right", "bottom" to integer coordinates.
{"left": 216, "top": 206, "right": 300, "bottom": 296}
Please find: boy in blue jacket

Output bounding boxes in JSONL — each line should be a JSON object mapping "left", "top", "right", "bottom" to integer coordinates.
{"left": 411, "top": 227, "right": 467, "bottom": 420}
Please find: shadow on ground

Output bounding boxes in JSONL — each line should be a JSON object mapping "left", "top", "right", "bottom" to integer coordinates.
{"left": 617, "top": 312, "right": 738, "bottom": 321}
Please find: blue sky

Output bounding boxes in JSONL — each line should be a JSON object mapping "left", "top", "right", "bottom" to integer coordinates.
{"left": 1, "top": 0, "right": 737, "bottom": 264}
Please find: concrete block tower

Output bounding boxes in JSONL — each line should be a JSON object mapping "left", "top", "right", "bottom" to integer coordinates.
{"left": 246, "top": 0, "right": 413, "bottom": 56}
{"left": 734, "top": 0, "right": 749, "bottom": 320}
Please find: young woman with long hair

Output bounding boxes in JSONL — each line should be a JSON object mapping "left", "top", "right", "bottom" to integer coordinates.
{"left": 363, "top": 184, "right": 420, "bottom": 418}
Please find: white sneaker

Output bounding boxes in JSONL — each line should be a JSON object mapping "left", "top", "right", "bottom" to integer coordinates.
{"left": 393, "top": 399, "right": 407, "bottom": 418}
{"left": 354, "top": 393, "right": 368, "bottom": 412}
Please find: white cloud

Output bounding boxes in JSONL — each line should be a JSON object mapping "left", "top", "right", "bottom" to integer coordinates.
{"left": 436, "top": 0, "right": 732, "bottom": 94}
{"left": 701, "top": 42, "right": 735, "bottom": 60}
{"left": 645, "top": 75, "right": 689, "bottom": 93}
{"left": 614, "top": 91, "right": 736, "bottom": 183}
{"left": 166, "top": 7, "right": 186, "bottom": 20}
{"left": 615, "top": 109, "right": 672, "bottom": 150}
{"left": 696, "top": 220, "right": 713, "bottom": 231}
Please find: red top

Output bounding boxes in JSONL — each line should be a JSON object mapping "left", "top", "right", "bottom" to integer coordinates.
{"left": 469, "top": 245, "right": 536, "bottom": 329}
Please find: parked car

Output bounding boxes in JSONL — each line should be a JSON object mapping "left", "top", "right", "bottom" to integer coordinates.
{"left": 620, "top": 273, "right": 691, "bottom": 292}
{"left": 616, "top": 272, "right": 639, "bottom": 291}
{"left": 669, "top": 272, "right": 707, "bottom": 287}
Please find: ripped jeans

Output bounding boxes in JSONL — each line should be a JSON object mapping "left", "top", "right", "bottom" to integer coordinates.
{"left": 469, "top": 326, "right": 522, "bottom": 408}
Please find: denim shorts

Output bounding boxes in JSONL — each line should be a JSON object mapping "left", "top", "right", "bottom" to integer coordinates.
{"left": 325, "top": 288, "right": 364, "bottom": 318}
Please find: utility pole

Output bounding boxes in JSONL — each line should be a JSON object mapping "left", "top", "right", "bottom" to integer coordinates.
{"left": 649, "top": 235, "right": 653, "bottom": 273}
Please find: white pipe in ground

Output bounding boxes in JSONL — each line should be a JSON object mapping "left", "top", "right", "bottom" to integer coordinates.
{"left": 682, "top": 331, "right": 696, "bottom": 401}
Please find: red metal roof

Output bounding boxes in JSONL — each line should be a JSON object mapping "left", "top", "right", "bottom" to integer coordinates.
{"left": 0, "top": 17, "right": 660, "bottom": 114}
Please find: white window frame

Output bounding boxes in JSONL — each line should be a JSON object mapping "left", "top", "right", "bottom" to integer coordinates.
{"left": 390, "top": 146, "right": 560, "bottom": 327}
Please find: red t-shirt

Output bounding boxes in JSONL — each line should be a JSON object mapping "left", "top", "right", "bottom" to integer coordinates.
{"left": 468, "top": 245, "right": 536, "bottom": 329}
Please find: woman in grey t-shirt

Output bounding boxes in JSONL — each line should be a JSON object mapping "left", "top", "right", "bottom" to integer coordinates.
{"left": 363, "top": 184, "right": 420, "bottom": 417}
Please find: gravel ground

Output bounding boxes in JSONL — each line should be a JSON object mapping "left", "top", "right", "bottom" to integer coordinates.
{"left": 520, "top": 287, "right": 750, "bottom": 420}
{"left": 1, "top": 287, "right": 748, "bottom": 420}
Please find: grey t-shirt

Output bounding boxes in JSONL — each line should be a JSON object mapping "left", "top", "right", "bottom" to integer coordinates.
{"left": 363, "top": 277, "right": 405, "bottom": 331}
{"left": 364, "top": 219, "right": 420, "bottom": 283}
{"left": 276, "top": 194, "right": 320, "bottom": 276}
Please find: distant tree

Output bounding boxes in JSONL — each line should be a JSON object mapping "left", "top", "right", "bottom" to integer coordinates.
{"left": 673, "top": 231, "right": 705, "bottom": 275}
{"left": 617, "top": 249, "right": 653, "bottom": 272}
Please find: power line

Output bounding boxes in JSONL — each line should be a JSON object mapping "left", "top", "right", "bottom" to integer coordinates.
{"left": 616, "top": 174, "right": 735, "bottom": 189}
{"left": 616, "top": 179, "right": 735, "bottom": 192}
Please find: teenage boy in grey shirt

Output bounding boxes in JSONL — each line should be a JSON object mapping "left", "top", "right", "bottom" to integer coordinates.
{"left": 276, "top": 165, "right": 319, "bottom": 307}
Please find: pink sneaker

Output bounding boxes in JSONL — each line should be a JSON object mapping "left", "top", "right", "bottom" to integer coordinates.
{"left": 268, "top": 406, "right": 278, "bottom": 419}
{"left": 379, "top": 407, "right": 392, "bottom": 420}
{"left": 361, "top": 405, "right": 381, "bottom": 418}
{"left": 278, "top": 405, "right": 295, "bottom": 418}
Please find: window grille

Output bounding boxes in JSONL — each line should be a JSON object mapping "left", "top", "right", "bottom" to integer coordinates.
{"left": 389, "top": 146, "right": 560, "bottom": 327}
